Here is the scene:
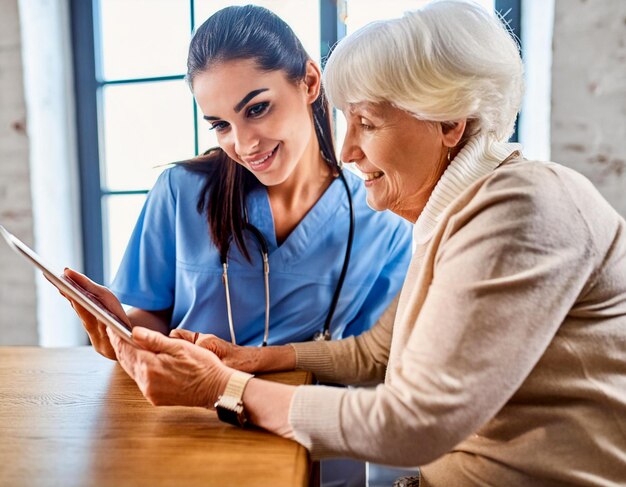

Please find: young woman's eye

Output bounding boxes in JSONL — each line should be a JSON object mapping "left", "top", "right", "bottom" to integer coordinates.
{"left": 247, "top": 102, "right": 270, "bottom": 118}
{"left": 209, "top": 121, "right": 229, "bottom": 132}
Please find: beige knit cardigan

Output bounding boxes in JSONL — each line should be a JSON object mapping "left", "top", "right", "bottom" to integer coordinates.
{"left": 288, "top": 136, "right": 626, "bottom": 486}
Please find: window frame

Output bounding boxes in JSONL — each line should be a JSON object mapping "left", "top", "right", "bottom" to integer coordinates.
{"left": 70, "top": 0, "right": 520, "bottom": 284}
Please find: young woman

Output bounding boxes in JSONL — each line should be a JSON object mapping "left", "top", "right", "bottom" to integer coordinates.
{"left": 65, "top": 5, "right": 411, "bottom": 359}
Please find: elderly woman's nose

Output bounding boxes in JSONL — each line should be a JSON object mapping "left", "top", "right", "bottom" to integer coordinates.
{"left": 340, "top": 128, "right": 363, "bottom": 163}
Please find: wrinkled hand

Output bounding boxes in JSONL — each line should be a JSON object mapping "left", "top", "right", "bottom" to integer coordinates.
{"left": 170, "top": 329, "right": 261, "bottom": 373}
{"left": 108, "top": 326, "right": 233, "bottom": 407}
{"left": 56, "top": 268, "right": 131, "bottom": 360}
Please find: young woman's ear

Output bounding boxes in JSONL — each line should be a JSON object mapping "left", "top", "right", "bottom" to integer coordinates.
{"left": 303, "top": 60, "right": 322, "bottom": 104}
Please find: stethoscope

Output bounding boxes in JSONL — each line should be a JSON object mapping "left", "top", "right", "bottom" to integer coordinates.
{"left": 220, "top": 169, "right": 355, "bottom": 346}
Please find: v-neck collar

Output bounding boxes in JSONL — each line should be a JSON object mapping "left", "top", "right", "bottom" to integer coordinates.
{"left": 245, "top": 176, "right": 347, "bottom": 265}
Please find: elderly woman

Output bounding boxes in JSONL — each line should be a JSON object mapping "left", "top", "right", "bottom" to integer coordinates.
{"left": 86, "top": 1, "right": 626, "bottom": 485}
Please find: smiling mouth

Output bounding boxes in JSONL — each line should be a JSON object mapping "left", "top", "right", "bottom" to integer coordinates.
{"left": 362, "top": 171, "right": 384, "bottom": 182}
{"left": 248, "top": 145, "right": 279, "bottom": 167}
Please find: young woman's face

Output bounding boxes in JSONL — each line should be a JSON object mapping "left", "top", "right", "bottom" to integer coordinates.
{"left": 192, "top": 59, "right": 319, "bottom": 187}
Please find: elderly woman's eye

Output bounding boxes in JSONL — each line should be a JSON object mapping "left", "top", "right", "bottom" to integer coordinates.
{"left": 360, "top": 118, "right": 374, "bottom": 130}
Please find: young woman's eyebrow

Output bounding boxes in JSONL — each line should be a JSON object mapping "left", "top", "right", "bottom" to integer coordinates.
{"left": 234, "top": 88, "right": 269, "bottom": 112}
{"left": 203, "top": 88, "right": 270, "bottom": 121}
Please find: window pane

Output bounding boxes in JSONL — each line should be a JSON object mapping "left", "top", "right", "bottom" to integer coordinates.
{"left": 99, "top": 0, "right": 190, "bottom": 80}
{"left": 193, "top": 0, "right": 321, "bottom": 63}
{"left": 103, "top": 194, "right": 146, "bottom": 285}
{"left": 101, "top": 80, "right": 195, "bottom": 191}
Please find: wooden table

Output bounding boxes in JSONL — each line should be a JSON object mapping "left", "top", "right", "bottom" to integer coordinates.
{"left": 0, "top": 347, "right": 313, "bottom": 487}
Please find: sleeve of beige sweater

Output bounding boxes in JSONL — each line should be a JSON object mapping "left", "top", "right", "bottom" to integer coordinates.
{"left": 290, "top": 292, "right": 399, "bottom": 385}
{"left": 288, "top": 164, "right": 603, "bottom": 464}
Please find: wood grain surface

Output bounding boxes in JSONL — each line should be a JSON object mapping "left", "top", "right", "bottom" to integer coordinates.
{"left": 0, "top": 347, "right": 313, "bottom": 487}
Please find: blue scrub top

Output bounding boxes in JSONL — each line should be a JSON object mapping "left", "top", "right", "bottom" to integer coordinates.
{"left": 111, "top": 165, "right": 412, "bottom": 345}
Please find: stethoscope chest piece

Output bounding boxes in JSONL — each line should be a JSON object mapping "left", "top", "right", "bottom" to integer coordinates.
{"left": 312, "top": 329, "right": 331, "bottom": 341}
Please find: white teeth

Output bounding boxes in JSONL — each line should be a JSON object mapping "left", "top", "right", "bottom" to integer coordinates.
{"left": 250, "top": 153, "right": 270, "bottom": 165}
{"left": 362, "top": 171, "right": 384, "bottom": 181}
{"left": 249, "top": 147, "right": 276, "bottom": 166}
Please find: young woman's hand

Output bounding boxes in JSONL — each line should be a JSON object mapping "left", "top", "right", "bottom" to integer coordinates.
{"left": 169, "top": 329, "right": 261, "bottom": 372}
{"left": 60, "top": 268, "right": 132, "bottom": 360}
{"left": 109, "top": 326, "right": 233, "bottom": 408}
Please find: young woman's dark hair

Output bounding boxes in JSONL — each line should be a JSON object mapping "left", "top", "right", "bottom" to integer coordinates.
{"left": 182, "top": 5, "right": 339, "bottom": 261}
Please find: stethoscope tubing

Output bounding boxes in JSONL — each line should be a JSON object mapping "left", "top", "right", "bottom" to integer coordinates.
{"left": 221, "top": 169, "right": 354, "bottom": 346}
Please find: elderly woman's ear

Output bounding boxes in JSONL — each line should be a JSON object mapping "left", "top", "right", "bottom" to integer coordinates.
{"left": 441, "top": 119, "right": 467, "bottom": 149}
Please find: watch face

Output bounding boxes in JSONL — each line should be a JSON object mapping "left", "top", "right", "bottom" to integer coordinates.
{"left": 213, "top": 371, "right": 254, "bottom": 427}
{"left": 216, "top": 403, "right": 246, "bottom": 427}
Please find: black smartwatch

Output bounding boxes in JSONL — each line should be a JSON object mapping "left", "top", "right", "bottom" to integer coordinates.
{"left": 214, "top": 371, "right": 254, "bottom": 427}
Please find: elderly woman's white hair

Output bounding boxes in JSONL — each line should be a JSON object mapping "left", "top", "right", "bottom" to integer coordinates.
{"left": 324, "top": 0, "right": 523, "bottom": 142}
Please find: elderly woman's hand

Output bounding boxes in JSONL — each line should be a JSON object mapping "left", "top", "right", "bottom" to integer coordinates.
{"left": 107, "top": 326, "right": 233, "bottom": 407}
{"left": 169, "top": 329, "right": 262, "bottom": 373}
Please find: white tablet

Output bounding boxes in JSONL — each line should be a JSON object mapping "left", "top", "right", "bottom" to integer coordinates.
{"left": 0, "top": 224, "right": 134, "bottom": 344}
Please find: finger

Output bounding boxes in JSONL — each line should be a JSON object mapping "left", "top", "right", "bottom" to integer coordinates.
{"left": 169, "top": 328, "right": 196, "bottom": 342}
{"left": 108, "top": 328, "right": 138, "bottom": 377}
{"left": 70, "top": 300, "right": 111, "bottom": 348}
{"left": 64, "top": 268, "right": 102, "bottom": 291}
{"left": 107, "top": 327, "right": 151, "bottom": 371}
{"left": 195, "top": 334, "right": 223, "bottom": 348}
{"left": 106, "top": 326, "right": 138, "bottom": 349}
{"left": 64, "top": 268, "right": 132, "bottom": 329}
{"left": 63, "top": 268, "right": 109, "bottom": 302}
{"left": 72, "top": 300, "right": 97, "bottom": 326}
{"left": 105, "top": 327, "right": 122, "bottom": 357}
{"left": 132, "top": 327, "right": 183, "bottom": 354}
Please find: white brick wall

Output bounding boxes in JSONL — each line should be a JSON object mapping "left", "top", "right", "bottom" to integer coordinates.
{"left": 0, "top": 0, "right": 38, "bottom": 344}
{"left": 551, "top": 0, "right": 626, "bottom": 217}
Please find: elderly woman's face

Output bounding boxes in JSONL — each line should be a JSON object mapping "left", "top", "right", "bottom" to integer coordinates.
{"left": 341, "top": 102, "right": 449, "bottom": 222}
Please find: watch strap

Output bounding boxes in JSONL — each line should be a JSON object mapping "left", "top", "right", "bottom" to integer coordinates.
{"left": 214, "top": 371, "right": 254, "bottom": 426}
{"left": 223, "top": 370, "right": 254, "bottom": 401}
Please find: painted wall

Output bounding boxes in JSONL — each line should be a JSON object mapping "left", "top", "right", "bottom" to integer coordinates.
{"left": 551, "top": 0, "right": 626, "bottom": 217}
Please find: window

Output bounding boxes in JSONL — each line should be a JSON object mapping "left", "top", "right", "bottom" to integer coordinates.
{"left": 71, "top": 0, "right": 519, "bottom": 285}
{"left": 71, "top": 0, "right": 322, "bottom": 285}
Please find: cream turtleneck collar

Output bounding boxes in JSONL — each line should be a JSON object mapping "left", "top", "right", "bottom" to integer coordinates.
{"left": 413, "top": 135, "right": 522, "bottom": 246}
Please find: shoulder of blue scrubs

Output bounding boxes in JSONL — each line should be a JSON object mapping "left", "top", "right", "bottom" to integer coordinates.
{"left": 337, "top": 169, "right": 413, "bottom": 338}
{"left": 109, "top": 165, "right": 207, "bottom": 311}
